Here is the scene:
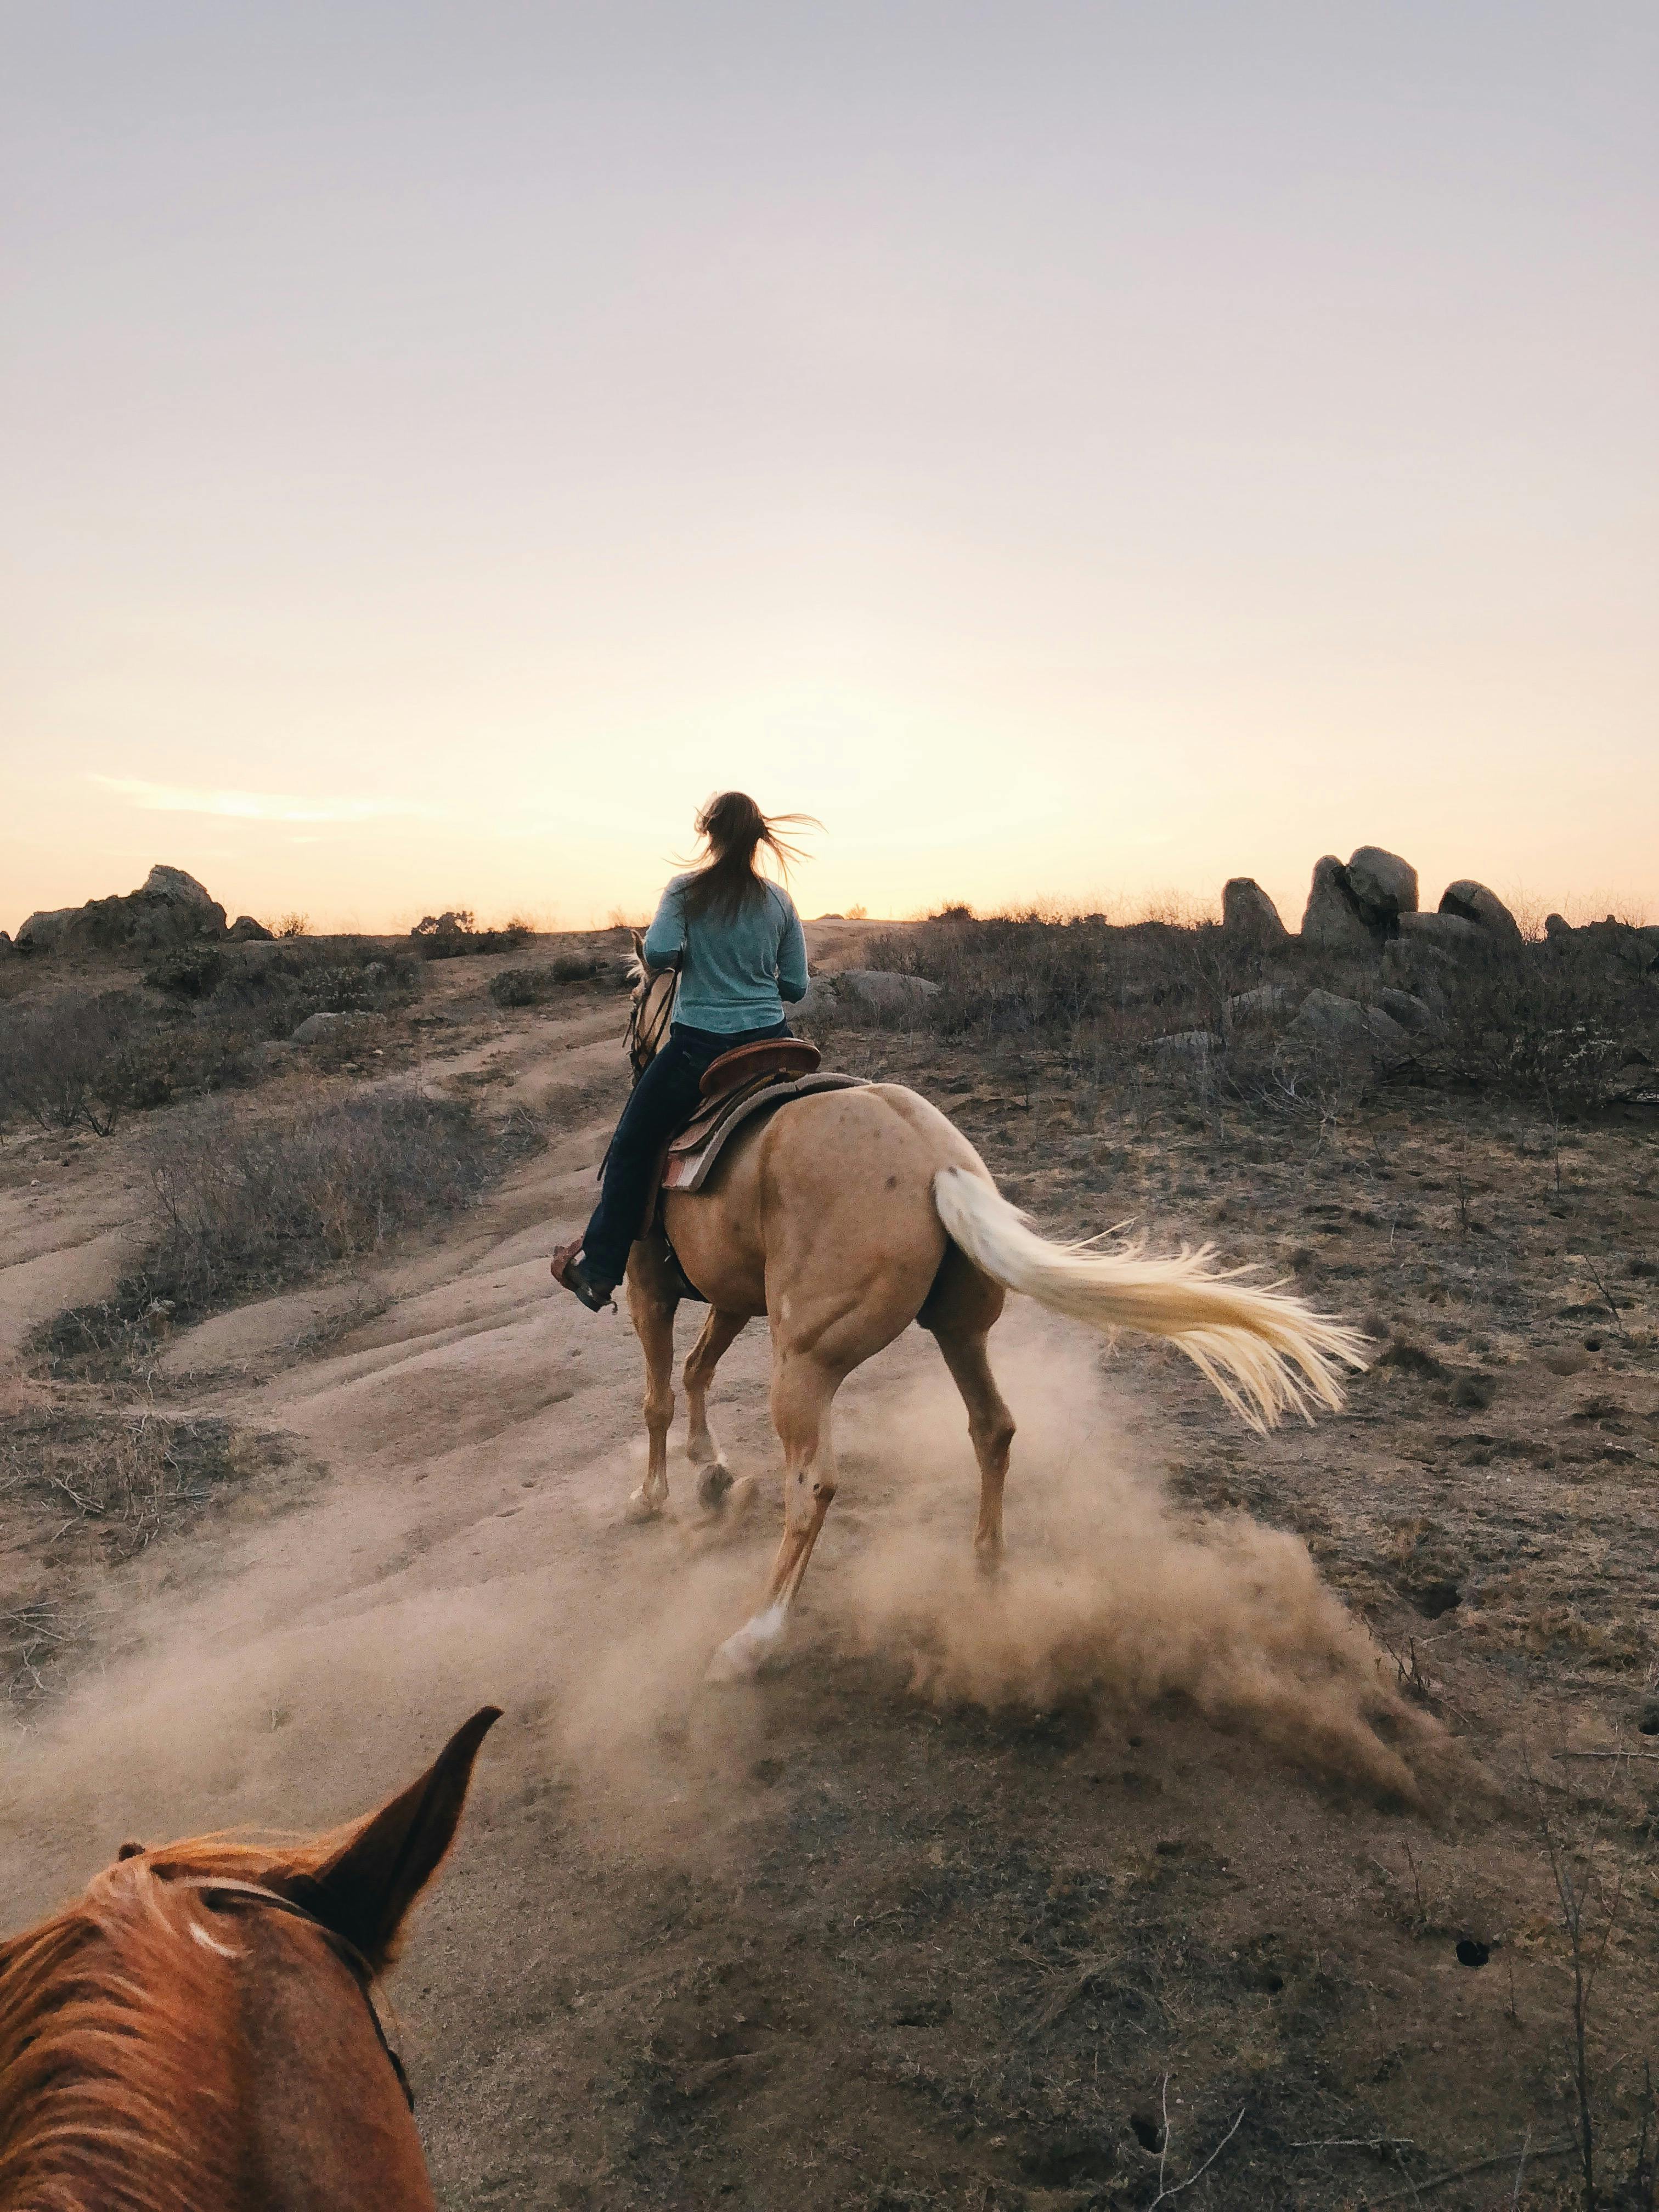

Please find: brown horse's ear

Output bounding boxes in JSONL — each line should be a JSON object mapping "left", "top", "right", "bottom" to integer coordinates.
{"left": 291, "top": 1706, "right": 501, "bottom": 1968}
{"left": 631, "top": 928, "right": 645, "bottom": 958}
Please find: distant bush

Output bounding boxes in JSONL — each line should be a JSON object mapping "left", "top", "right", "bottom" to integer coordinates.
{"left": 411, "top": 911, "right": 534, "bottom": 959}
{"left": 208, "top": 944, "right": 422, "bottom": 1037}
{"left": 489, "top": 953, "right": 603, "bottom": 1007}
{"left": 143, "top": 946, "right": 225, "bottom": 997}
{"left": 32, "top": 1086, "right": 544, "bottom": 1378}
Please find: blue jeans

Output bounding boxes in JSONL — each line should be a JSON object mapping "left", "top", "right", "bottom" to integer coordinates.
{"left": 582, "top": 1018, "right": 791, "bottom": 1284}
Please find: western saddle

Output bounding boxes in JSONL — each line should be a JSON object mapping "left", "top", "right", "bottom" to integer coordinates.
{"left": 657, "top": 1037, "right": 866, "bottom": 1197}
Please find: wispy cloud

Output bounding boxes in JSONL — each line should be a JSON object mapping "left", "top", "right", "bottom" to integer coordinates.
{"left": 88, "top": 776, "right": 442, "bottom": 825}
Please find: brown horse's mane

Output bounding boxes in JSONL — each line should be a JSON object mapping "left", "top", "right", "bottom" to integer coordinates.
{"left": 0, "top": 1831, "right": 346, "bottom": 2212}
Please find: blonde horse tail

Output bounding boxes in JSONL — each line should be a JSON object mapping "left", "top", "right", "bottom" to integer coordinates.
{"left": 931, "top": 1166, "right": 1368, "bottom": 1432}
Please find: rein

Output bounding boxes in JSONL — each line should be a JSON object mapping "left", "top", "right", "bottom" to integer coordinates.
{"left": 167, "top": 1876, "right": 414, "bottom": 2111}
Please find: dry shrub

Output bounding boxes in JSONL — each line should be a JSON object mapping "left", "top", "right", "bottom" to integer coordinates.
{"left": 0, "top": 992, "right": 147, "bottom": 1135}
{"left": 861, "top": 910, "right": 1270, "bottom": 1052}
{"left": 32, "top": 1086, "right": 543, "bottom": 1377}
{"left": 859, "top": 908, "right": 1657, "bottom": 1117}
{"left": 489, "top": 954, "right": 605, "bottom": 1007}
{"left": 0, "top": 949, "right": 426, "bottom": 1133}
{"left": 0, "top": 1409, "right": 286, "bottom": 1564}
{"left": 1428, "top": 944, "right": 1657, "bottom": 1109}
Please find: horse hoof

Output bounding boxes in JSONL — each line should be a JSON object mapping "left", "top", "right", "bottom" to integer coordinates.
{"left": 624, "top": 1488, "right": 663, "bottom": 1525}
{"left": 706, "top": 1604, "right": 787, "bottom": 1684}
{"left": 696, "top": 1462, "right": 734, "bottom": 1513}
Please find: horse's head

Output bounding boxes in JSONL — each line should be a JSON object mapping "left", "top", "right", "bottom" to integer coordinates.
{"left": 625, "top": 927, "right": 678, "bottom": 1079}
{"left": 0, "top": 1705, "right": 501, "bottom": 2211}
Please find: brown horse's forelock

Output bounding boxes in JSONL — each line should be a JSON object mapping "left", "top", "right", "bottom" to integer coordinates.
{"left": 0, "top": 1837, "right": 343, "bottom": 2212}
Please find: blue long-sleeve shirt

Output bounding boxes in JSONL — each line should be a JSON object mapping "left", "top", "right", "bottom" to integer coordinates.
{"left": 642, "top": 873, "right": 809, "bottom": 1033}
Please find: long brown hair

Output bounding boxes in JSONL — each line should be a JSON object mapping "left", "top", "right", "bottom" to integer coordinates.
{"left": 681, "top": 792, "right": 818, "bottom": 924}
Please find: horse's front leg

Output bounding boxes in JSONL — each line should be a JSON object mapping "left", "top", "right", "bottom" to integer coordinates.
{"left": 683, "top": 1307, "right": 748, "bottom": 1510}
{"left": 624, "top": 1251, "right": 679, "bottom": 1522}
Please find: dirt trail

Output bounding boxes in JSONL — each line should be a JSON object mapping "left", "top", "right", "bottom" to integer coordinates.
{"left": 4, "top": 958, "right": 1656, "bottom": 2208}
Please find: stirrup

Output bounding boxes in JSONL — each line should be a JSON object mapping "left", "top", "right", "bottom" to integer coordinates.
{"left": 550, "top": 1242, "right": 615, "bottom": 1313}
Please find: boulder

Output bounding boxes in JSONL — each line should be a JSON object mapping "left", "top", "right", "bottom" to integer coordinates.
{"left": 1300, "top": 857, "right": 1376, "bottom": 952}
{"left": 1545, "top": 912, "right": 1572, "bottom": 940}
{"left": 794, "top": 975, "right": 840, "bottom": 1023}
{"left": 1221, "top": 878, "right": 1289, "bottom": 949}
{"left": 1373, "top": 987, "right": 1442, "bottom": 1039}
{"left": 1152, "top": 1029, "right": 1223, "bottom": 1067}
{"left": 1438, "top": 880, "right": 1523, "bottom": 948}
{"left": 290, "top": 1010, "right": 387, "bottom": 1046}
{"left": 1226, "top": 982, "right": 1294, "bottom": 1023}
{"left": 832, "top": 969, "right": 941, "bottom": 1020}
{"left": 16, "top": 865, "right": 227, "bottom": 956}
{"left": 1285, "top": 989, "right": 1414, "bottom": 1068}
{"left": 228, "top": 915, "right": 275, "bottom": 942}
{"left": 1345, "top": 847, "right": 1419, "bottom": 928}
{"left": 1398, "top": 910, "right": 1481, "bottom": 953}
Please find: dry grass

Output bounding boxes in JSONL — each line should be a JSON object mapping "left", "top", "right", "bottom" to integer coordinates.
{"left": 0, "top": 1408, "right": 291, "bottom": 1700}
{"left": 0, "top": 944, "right": 426, "bottom": 1132}
{"left": 32, "top": 1085, "right": 544, "bottom": 1380}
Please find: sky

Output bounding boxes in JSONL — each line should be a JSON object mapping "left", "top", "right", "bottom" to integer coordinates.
{"left": 3, "top": 1, "right": 1655, "bottom": 934}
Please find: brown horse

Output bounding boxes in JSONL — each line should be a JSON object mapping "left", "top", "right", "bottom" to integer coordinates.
{"left": 618, "top": 958, "right": 1366, "bottom": 1679}
{"left": 0, "top": 1706, "right": 499, "bottom": 2212}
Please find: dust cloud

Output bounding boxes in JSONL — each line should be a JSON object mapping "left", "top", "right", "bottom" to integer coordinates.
{"left": 821, "top": 1329, "right": 1445, "bottom": 1804}
{"left": 1, "top": 1309, "right": 1441, "bottom": 1932}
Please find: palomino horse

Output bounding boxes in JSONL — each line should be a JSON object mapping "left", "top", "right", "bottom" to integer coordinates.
{"left": 0, "top": 1706, "right": 498, "bottom": 2212}
{"left": 618, "top": 954, "right": 1367, "bottom": 1680}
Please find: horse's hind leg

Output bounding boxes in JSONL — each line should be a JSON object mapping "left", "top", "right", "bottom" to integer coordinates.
{"left": 624, "top": 1259, "right": 679, "bottom": 1523}
{"left": 921, "top": 1248, "right": 1014, "bottom": 1566}
{"left": 708, "top": 1351, "right": 838, "bottom": 1680}
{"left": 683, "top": 1307, "right": 748, "bottom": 1509}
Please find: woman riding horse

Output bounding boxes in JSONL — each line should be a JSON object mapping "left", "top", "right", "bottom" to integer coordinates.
{"left": 551, "top": 791, "right": 816, "bottom": 1312}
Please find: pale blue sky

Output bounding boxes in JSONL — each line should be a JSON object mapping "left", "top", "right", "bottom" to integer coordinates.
{"left": 4, "top": 2, "right": 1655, "bottom": 928}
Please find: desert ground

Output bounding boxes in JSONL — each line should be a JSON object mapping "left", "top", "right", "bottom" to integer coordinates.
{"left": 3, "top": 913, "right": 1658, "bottom": 2210}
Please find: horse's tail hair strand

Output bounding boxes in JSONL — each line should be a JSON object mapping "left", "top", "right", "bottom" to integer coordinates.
{"left": 932, "top": 1166, "right": 1368, "bottom": 1432}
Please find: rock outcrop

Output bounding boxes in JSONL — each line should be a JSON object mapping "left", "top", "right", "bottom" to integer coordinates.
{"left": 228, "top": 915, "right": 275, "bottom": 941}
{"left": 1221, "top": 878, "right": 1289, "bottom": 949}
{"left": 18, "top": 865, "right": 228, "bottom": 956}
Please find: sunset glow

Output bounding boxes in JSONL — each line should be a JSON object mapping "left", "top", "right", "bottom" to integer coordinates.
{"left": 4, "top": 4, "right": 1655, "bottom": 933}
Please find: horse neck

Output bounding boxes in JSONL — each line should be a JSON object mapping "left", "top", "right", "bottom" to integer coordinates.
{"left": 0, "top": 1886, "right": 433, "bottom": 2212}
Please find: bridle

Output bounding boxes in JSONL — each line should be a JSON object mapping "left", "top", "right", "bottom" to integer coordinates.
{"left": 624, "top": 957, "right": 679, "bottom": 1084}
{"left": 167, "top": 1876, "right": 414, "bottom": 2111}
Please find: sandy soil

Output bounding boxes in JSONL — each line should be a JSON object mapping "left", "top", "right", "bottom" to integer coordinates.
{"left": 3, "top": 934, "right": 1657, "bottom": 2210}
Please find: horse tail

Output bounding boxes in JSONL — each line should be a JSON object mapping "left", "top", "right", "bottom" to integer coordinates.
{"left": 930, "top": 1166, "right": 1368, "bottom": 1432}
